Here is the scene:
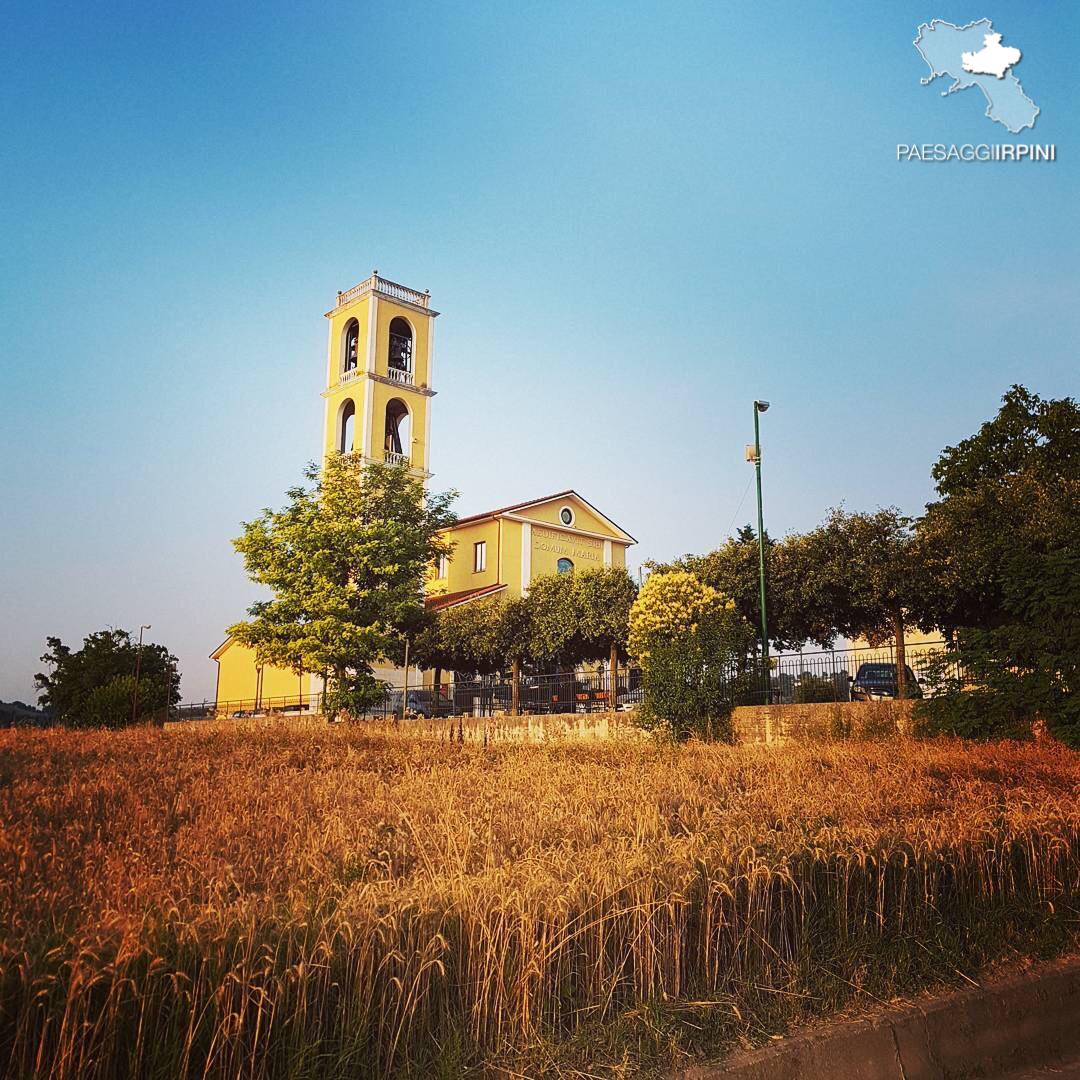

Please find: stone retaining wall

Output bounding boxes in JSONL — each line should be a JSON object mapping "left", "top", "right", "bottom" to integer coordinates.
{"left": 732, "top": 700, "right": 913, "bottom": 745}
{"left": 354, "top": 701, "right": 913, "bottom": 745}
{"left": 364, "top": 710, "right": 643, "bottom": 743}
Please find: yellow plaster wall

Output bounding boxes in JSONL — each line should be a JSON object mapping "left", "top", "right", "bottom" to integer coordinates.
{"left": 431, "top": 519, "right": 501, "bottom": 594}
{"left": 426, "top": 512, "right": 632, "bottom": 597}
{"left": 848, "top": 628, "right": 945, "bottom": 653}
{"left": 500, "top": 519, "right": 523, "bottom": 596}
{"left": 322, "top": 291, "right": 435, "bottom": 465}
{"left": 215, "top": 641, "right": 306, "bottom": 707}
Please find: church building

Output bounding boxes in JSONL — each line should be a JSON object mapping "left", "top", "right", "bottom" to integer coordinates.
{"left": 211, "top": 273, "right": 635, "bottom": 710}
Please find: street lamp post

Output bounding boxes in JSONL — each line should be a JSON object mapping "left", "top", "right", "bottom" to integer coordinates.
{"left": 164, "top": 653, "right": 176, "bottom": 726}
{"left": 751, "top": 401, "right": 770, "bottom": 691}
{"left": 132, "top": 624, "right": 151, "bottom": 725}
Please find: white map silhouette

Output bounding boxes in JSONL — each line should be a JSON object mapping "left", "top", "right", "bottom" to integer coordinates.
{"left": 961, "top": 32, "right": 1021, "bottom": 79}
{"left": 914, "top": 20, "right": 1039, "bottom": 132}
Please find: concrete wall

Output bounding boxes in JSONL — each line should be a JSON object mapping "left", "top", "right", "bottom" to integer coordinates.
{"left": 363, "top": 710, "right": 643, "bottom": 744}
{"left": 732, "top": 700, "right": 913, "bottom": 745}
{"left": 346, "top": 702, "right": 913, "bottom": 746}
{"left": 196, "top": 701, "right": 915, "bottom": 746}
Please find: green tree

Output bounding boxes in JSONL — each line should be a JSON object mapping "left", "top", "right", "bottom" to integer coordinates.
{"left": 425, "top": 569, "right": 636, "bottom": 715}
{"left": 786, "top": 508, "right": 921, "bottom": 698}
{"left": 914, "top": 386, "right": 1080, "bottom": 740}
{"left": 571, "top": 568, "right": 638, "bottom": 710}
{"left": 492, "top": 595, "right": 534, "bottom": 715}
{"left": 652, "top": 526, "right": 833, "bottom": 653}
{"left": 35, "top": 629, "right": 180, "bottom": 728}
{"left": 419, "top": 598, "right": 503, "bottom": 677}
{"left": 230, "top": 455, "right": 457, "bottom": 719}
{"left": 413, "top": 594, "right": 535, "bottom": 713}
{"left": 524, "top": 573, "right": 582, "bottom": 669}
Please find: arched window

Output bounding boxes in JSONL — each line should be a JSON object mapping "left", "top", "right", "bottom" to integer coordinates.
{"left": 384, "top": 398, "right": 411, "bottom": 463}
{"left": 388, "top": 317, "right": 413, "bottom": 380}
{"left": 343, "top": 319, "right": 360, "bottom": 373}
{"left": 557, "top": 558, "right": 574, "bottom": 575}
{"left": 339, "top": 399, "right": 355, "bottom": 453}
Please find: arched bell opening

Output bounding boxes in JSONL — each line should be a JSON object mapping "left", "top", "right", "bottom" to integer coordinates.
{"left": 384, "top": 398, "right": 411, "bottom": 465}
{"left": 342, "top": 319, "right": 360, "bottom": 374}
{"left": 338, "top": 398, "right": 356, "bottom": 453}
{"left": 388, "top": 317, "right": 413, "bottom": 384}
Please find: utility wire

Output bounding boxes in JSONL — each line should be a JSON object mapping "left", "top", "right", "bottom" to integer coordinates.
{"left": 723, "top": 474, "right": 754, "bottom": 539}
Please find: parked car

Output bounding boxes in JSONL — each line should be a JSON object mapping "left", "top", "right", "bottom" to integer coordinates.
{"left": 616, "top": 686, "right": 644, "bottom": 711}
{"left": 850, "top": 663, "right": 924, "bottom": 701}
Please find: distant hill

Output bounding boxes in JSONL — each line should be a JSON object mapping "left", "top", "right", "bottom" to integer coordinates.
{"left": 0, "top": 700, "right": 52, "bottom": 728}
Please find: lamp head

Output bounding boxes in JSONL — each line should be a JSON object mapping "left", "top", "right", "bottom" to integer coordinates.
{"left": 754, "top": 400, "right": 770, "bottom": 413}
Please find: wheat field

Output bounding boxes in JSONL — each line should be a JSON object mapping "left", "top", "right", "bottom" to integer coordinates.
{"left": 1, "top": 723, "right": 1078, "bottom": 1078}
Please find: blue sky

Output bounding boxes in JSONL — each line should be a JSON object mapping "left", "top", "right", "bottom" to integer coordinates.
{"left": 2, "top": 1, "right": 1076, "bottom": 703}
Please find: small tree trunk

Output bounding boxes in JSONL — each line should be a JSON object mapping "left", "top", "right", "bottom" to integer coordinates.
{"left": 433, "top": 665, "right": 442, "bottom": 717}
{"left": 511, "top": 658, "right": 520, "bottom": 716}
{"left": 892, "top": 608, "right": 908, "bottom": 700}
{"left": 331, "top": 665, "right": 346, "bottom": 722}
{"left": 609, "top": 641, "right": 618, "bottom": 714}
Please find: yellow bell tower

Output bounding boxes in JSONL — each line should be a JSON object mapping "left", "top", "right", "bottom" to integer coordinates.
{"left": 322, "top": 271, "right": 438, "bottom": 476}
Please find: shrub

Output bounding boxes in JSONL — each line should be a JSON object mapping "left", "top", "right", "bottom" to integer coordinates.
{"left": 324, "top": 677, "right": 388, "bottom": 722}
{"left": 637, "top": 625, "right": 735, "bottom": 741}
{"left": 914, "top": 688, "right": 1033, "bottom": 742}
{"left": 629, "top": 572, "right": 746, "bottom": 740}
{"left": 911, "top": 645, "right": 1037, "bottom": 742}
{"left": 793, "top": 673, "right": 840, "bottom": 703}
{"left": 75, "top": 675, "right": 171, "bottom": 729}
{"left": 77, "top": 675, "right": 138, "bottom": 729}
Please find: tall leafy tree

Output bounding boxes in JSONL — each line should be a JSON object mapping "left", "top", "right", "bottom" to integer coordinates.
{"left": 571, "top": 567, "right": 638, "bottom": 708}
{"left": 787, "top": 508, "right": 921, "bottom": 697}
{"left": 230, "top": 455, "right": 457, "bottom": 718}
{"left": 652, "top": 526, "right": 833, "bottom": 653}
{"left": 492, "top": 595, "right": 534, "bottom": 714}
{"left": 524, "top": 573, "right": 582, "bottom": 668}
{"left": 914, "top": 386, "right": 1080, "bottom": 739}
{"left": 35, "top": 629, "right": 180, "bottom": 727}
{"left": 417, "top": 598, "right": 503, "bottom": 677}
{"left": 916, "top": 385, "right": 1080, "bottom": 632}
{"left": 413, "top": 594, "right": 535, "bottom": 712}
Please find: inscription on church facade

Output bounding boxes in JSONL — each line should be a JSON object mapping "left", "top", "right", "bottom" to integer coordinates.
{"left": 533, "top": 526, "right": 601, "bottom": 562}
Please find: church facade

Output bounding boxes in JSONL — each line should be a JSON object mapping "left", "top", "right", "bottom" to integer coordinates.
{"left": 211, "top": 273, "right": 635, "bottom": 710}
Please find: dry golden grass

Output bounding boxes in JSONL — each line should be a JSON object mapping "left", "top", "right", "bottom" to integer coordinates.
{"left": 1, "top": 723, "right": 1079, "bottom": 1078}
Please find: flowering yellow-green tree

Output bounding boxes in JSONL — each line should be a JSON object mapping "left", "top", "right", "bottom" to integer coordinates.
{"left": 628, "top": 571, "right": 733, "bottom": 662}
{"left": 628, "top": 570, "right": 745, "bottom": 740}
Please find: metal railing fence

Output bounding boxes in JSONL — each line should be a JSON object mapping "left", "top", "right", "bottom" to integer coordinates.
{"left": 174, "top": 642, "right": 966, "bottom": 722}
{"left": 728, "top": 640, "right": 967, "bottom": 706}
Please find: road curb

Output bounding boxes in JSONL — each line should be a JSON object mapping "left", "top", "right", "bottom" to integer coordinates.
{"left": 679, "top": 956, "right": 1080, "bottom": 1080}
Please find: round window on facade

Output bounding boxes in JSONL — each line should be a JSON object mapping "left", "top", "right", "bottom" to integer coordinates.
{"left": 559, "top": 506, "right": 575, "bottom": 526}
{"left": 557, "top": 558, "right": 574, "bottom": 575}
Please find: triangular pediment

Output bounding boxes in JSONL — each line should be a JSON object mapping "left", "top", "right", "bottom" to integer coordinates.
{"left": 500, "top": 491, "right": 636, "bottom": 543}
